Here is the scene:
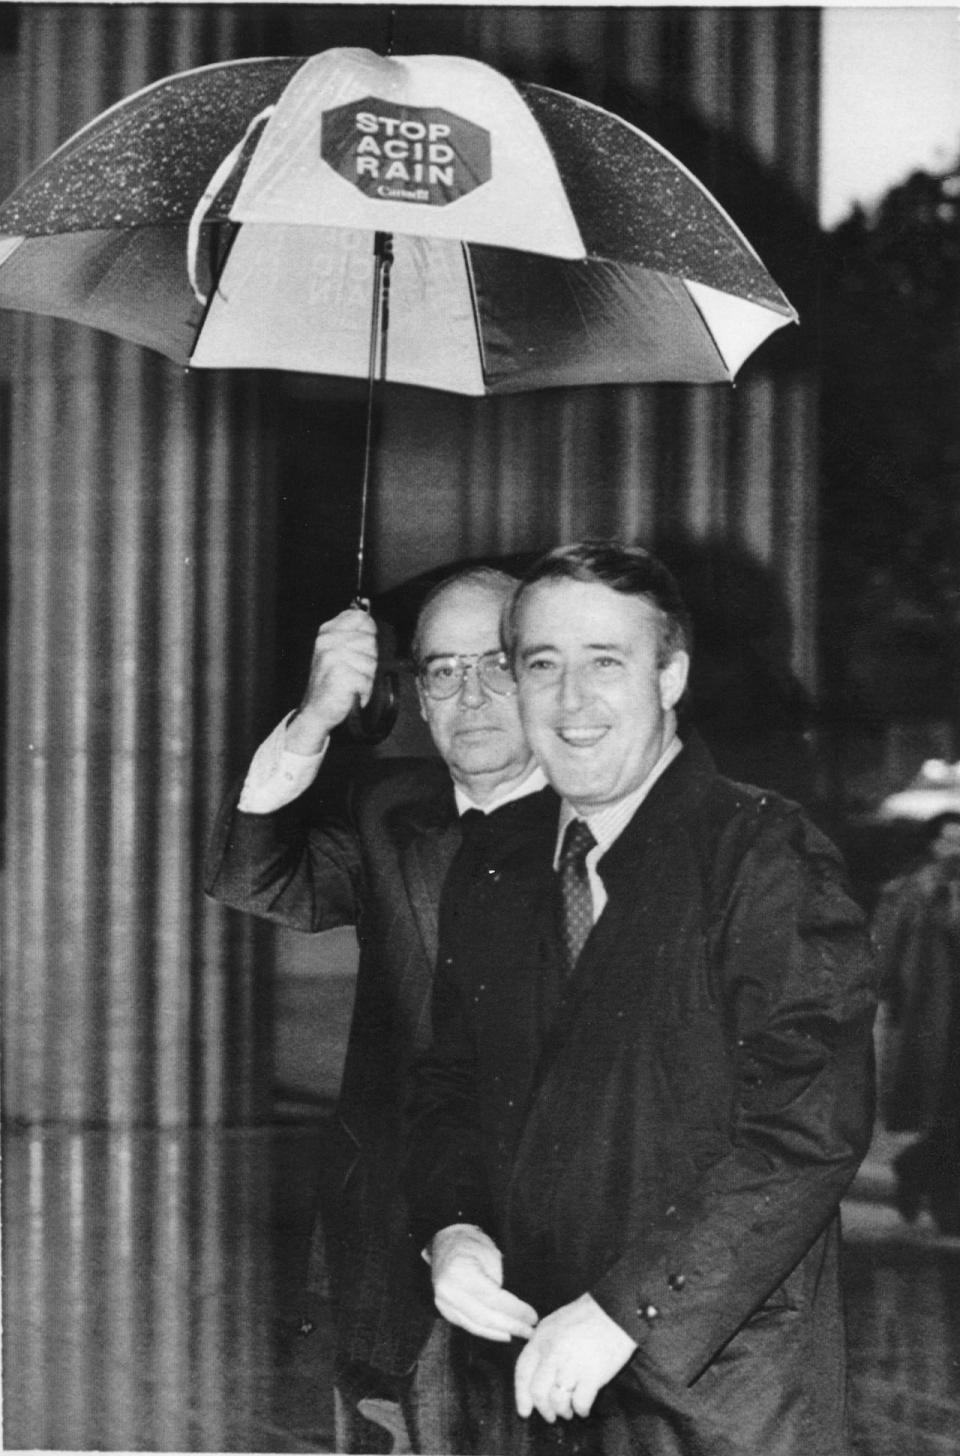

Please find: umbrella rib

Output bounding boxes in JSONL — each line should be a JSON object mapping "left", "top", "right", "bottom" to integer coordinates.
{"left": 679, "top": 278, "right": 736, "bottom": 381}
{"left": 460, "top": 243, "right": 488, "bottom": 390}
{"left": 189, "top": 224, "right": 243, "bottom": 364}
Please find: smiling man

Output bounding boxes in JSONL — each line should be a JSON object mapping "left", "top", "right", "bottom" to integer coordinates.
{"left": 511, "top": 557, "right": 689, "bottom": 816}
{"left": 407, "top": 541, "right": 878, "bottom": 1456}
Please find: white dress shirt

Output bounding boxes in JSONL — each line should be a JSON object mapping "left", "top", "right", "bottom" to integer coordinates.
{"left": 238, "top": 711, "right": 547, "bottom": 817}
{"left": 552, "top": 735, "right": 683, "bottom": 920}
{"left": 237, "top": 711, "right": 326, "bottom": 813}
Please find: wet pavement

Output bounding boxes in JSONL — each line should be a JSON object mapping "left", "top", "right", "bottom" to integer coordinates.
{"left": 5, "top": 943, "right": 958, "bottom": 1452}
{"left": 842, "top": 1132, "right": 960, "bottom": 1456}
{"left": 3, "top": 1115, "right": 959, "bottom": 1454}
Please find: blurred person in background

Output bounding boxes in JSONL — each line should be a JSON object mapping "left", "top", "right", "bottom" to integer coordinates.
{"left": 873, "top": 811, "right": 960, "bottom": 1235}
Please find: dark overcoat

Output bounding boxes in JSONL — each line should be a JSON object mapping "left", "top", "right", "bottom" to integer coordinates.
{"left": 206, "top": 756, "right": 467, "bottom": 1378}
{"left": 873, "top": 861, "right": 960, "bottom": 1132}
{"left": 408, "top": 738, "right": 877, "bottom": 1456}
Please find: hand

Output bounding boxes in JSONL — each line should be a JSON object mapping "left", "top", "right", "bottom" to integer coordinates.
{"left": 514, "top": 1293, "right": 637, "bottom": 1423}
{"left": 285, "top": 604, "right": 379, "bottom": 751}
{"left": 429, "top": 1225, "right": 539, "bottom": 1344}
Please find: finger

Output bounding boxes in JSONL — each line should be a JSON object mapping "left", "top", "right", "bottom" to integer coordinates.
{"left": 514, "top": 1341, "right": 540, "bottom": 1418}
{"left": 315, "top": 624, "right": 379, "bottom": 659}
{"left": 528, "top": 1360, "right": 565, "bottom": 1424}
{"left": 434, "top": 1281, "right": 537, "bottom": 1342}
{"left": 333, "top": 653, "right": 378, "bottom": 687}
{"left": 571, "top": 1383, "right": 597, "bottom": 1419}
{"left": 434, "top": 1291, "right": 521, "bottom": 1342}
{"left": 327, "top": 604, "right": 378, "bottom": 633}
{"left": 315, "top": 646, "right": 378, "bottom": 678}
{"left": 309, "top": 641, "right": 378, "bottom": 684}
{"left": 551, "top": 1386, "right": 575, "bottom": 1422}
{"left": 489, "top": 1288, "right": 538, "bottom": 1330}
{"left": 314, "top": 629, "right": 378, "bottom": 664}
{"left": 437, "top": 1264, "right": 537, "bottom": 1327}
{"left": 442, "top": 1302, "right": 536, "bottom": 1342}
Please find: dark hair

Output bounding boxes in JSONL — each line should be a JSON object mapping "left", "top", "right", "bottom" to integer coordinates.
{"left": 411, "top": 565, "right": 520, "bottom": 664}
{"left": 504, "top": 540, "right": 693, "bottom": 667}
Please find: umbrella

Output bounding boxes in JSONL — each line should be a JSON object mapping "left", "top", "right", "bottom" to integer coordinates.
{"left": 0, "top": 46, "right": 797, "bottom": 735}
{"left": 0, "top": 47, "right": 795, "bottom": 392}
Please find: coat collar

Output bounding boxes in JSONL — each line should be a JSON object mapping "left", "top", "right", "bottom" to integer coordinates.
{"left": 594, "top": 732, "right": 717, "bottom": 891}
{"left": 397, "top": 775, "right": 558, "bottom": 970}
{"left": 540, "top": 734, "right": 718, "bottom": 1044}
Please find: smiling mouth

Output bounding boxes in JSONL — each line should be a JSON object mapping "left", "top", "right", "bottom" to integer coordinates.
{"left": 557, "top": 726, "right": 609, "bottom": 747}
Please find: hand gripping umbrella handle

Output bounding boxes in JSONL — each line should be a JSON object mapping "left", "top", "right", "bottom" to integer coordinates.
{"left": 342, "top": 597, "right": 399, "bottom": 745}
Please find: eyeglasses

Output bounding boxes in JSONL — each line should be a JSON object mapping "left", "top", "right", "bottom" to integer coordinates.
{"left": 417, "top": 651, "right": 517, "bottom": 701}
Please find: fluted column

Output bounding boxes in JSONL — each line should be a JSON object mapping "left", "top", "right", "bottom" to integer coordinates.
{"left": 369, "top": 6, "right": 822, "bottom": 693}
{"left": 3, "top": 4, "right": 277, "bottom": 1128}
{"left": 3, "top": 1124, "right": 274, "bottom": 1450}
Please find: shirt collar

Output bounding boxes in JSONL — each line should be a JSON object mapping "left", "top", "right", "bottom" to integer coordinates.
{"left": 553, "top": 735, "right": 683, "bottom": 867}
{"left": 455, "top": 763, "right": 548, "bottom": 817}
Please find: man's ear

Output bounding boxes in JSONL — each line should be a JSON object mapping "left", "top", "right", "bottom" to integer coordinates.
{"left": 659, "top": 651, "right": 690, "bottom": 712}
{"left": 416, "top": 680, "right": 429, "bottom": 723}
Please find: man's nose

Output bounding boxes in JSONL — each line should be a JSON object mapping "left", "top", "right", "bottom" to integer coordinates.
{"left": 458, "top": 663, "right": 488, "bottom": 707}
{"left": 558, "top": 665, "right": 590, "bottom": 712}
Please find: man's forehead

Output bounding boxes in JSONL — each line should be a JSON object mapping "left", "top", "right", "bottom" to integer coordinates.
{"left": 517, "top": 580, "right": 664, "bottom": 640}
{"left": 418, "top": 581, "right": 509, "bottom": 647}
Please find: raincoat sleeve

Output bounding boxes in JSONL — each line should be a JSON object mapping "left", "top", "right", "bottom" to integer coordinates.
{"left": 403, "top": 950, "right": 495, "bottom": 1251}
{"left": 204, "top": 766, "right": 362, "bottom": 933}
{"left": 589, "top": 812, "right": 877, "bottom": 1388}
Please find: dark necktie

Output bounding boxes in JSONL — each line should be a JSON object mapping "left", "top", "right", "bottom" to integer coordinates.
{"left": 458, "top": 808, "right": 487, "bottom": 840}
{"left": 558, "top": 818, "right": 596, "bottom": 976}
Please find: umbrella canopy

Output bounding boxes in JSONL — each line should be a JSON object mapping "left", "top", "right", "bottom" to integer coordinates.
{"left": 0, "top": 47, "right": 796, "bottom": 391}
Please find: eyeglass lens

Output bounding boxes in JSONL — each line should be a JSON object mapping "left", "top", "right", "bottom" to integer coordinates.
{"left": 420, "top": 652, "right": 516, "bottom": 698}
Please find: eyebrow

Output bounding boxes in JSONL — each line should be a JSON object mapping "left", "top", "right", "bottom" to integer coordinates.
{"left": 519, "top": 640, "right": 628, "bottom": 657}
{"left": 420, "top": 648, "right": 500, "bottom": 662}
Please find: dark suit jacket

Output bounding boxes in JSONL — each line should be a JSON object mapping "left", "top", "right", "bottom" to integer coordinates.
{"left": 206, "top": 756, "right": 465, "bottom": 1377}
{"left": 408, "top": 737, "right": 877, "bottom": 1455}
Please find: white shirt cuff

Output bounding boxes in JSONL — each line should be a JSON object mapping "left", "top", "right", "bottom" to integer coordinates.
{"left": 237, "top": 711, "right": 327, "bottom": 814}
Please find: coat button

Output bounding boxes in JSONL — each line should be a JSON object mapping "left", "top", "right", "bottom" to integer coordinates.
{"left": 668, "top": 1272, "right": 686, "bottom": 1292}
{"left": 641, "top": 1303, "right": 660, "bottom": 1322}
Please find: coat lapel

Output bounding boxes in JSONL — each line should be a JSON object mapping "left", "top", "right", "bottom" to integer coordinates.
{"left": 396, "top": 783, "right": 461, "bottom": 970}
{"left": 529, "top": 739, "right": 710, "bottom": 1086}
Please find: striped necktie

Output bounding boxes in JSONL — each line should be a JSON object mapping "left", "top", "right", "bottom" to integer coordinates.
{"left": 558, "top": 818, "right": 596, "bottom": 975}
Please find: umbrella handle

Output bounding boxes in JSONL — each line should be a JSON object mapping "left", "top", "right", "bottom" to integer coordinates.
{"left": 344, "top": 670, "right": 400, "bottom": 745}
{"left": 341, "top": 596, "right": 400, "bottom": 745}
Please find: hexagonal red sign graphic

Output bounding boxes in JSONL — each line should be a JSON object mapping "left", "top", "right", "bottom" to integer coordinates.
{"left": 320, "top": 97, "right": 492, "bottom": 207}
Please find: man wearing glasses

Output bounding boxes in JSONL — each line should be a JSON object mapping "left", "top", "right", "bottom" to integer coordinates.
{"left": 205, "top": 566, "right": 552, "bottom": 1454}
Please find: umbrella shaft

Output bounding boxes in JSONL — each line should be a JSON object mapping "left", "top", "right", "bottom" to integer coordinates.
{"left": 356, "top": 230, "right": 394, "bottom": 599}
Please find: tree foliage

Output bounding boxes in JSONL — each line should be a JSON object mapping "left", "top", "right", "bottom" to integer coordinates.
{"left": 819, "top": 147, "right": 960, "bottom": 724}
